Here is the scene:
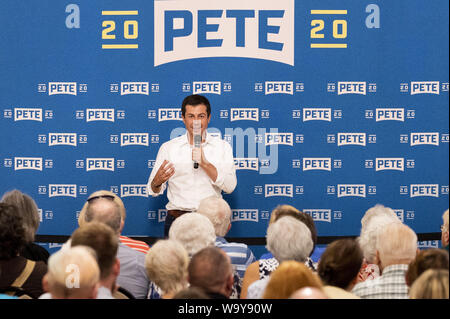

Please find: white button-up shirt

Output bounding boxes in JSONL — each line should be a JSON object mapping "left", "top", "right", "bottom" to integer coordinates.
{"left": 147, "top": 133, "right": 237, "bottom": 211}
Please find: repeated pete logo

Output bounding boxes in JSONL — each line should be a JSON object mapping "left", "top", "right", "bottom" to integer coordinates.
{"left": 410, "top": 184, "right": 439, "bottom": 198}
{"left": 231, "top": 209, "right": 259, "bottom": 222}
{"left": 303, "top": 108, "right": 331, "bottom": 122}
{"left": 411, "top": 81, "right": 439, "bottom": 95}
{"left": 120, "top": 82, "right": 149, "bottom": 95}
{"left": 14, "top": 157, "right": 43, "bottom": 171}
{"left": 86, "top": 109, "right": 115, "bottom": 122}
{"left": 158, "top": 108, "right": 182, "bottom": 121}
{"left": 338, "top": 82, "right": 366, "bottom": 95}
{"left": 337, "top": 184, "right": 366, "bottom": 198}
{"left": 192, "top": 81, "right": 221, "bottom": 94}
{"left": 154, "top": 0, "right": 294, "bottom": 66}
{"left": 337, "top": 133, "right": 366, "bottom": 146}
{"left": 14, "top": 108, "right": 43, "bottom": 122}
{"left": 265, "top": 184, "right": 293, "bottom": 197}
{"left": 410, "top": 132, "right": 439, "bottom": 146}
{"left": 302, "top": 158, "right": 332, "bottom": 171}
{"left": 48, "top": 133, "right": 77, "bottom": 146}
{"left": 234, "top": 158, "right": 259, "bottom": 171}
{"left": 120, "top": 184, "right": 148, "bottom": 197}
{"left": 230, "top": 108, "right": 259, "bottom": 121}
{"left": 303, "top": 209, "right": 332, "bottom": 223}
{"left": 265, "top": 81, "right": 293, "bottom": 95}
{"left": 265, "top": 132, "right": 293, "bottom": 146}
{"left": 46, "top": 82, "right": 84, "bottom": 95}
{"left": 48, "top": 184, "right": 77, "bottom": 197}
{"left": 120, "top": 133, "right": 149, "bottom": 146}
{"left": 376, "top": 108, "right": 404, "bottom": 122}
{"left": 375, "top": 158, "right": 404, "bottom": 171}
{"left": 86, "top": 158, "right": 115, "bottom": 172}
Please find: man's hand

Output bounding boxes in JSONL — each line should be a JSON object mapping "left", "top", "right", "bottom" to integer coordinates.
{"left": 192, "top": 147, "right": 217, "bottom": 182}
{"left": 151, "top": 160, "right": 175, "bottom": 192}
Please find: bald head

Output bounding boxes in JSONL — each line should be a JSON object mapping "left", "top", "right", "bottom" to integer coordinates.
{"left": 84, "top": 198, "right": 121, "bottom": 235}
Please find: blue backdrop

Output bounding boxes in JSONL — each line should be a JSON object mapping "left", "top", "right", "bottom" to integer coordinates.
{"left": 0, "top": 1, "right": 448, "bottom": 255}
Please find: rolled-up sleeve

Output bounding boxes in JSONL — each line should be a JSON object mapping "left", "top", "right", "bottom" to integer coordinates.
{"left": 211, "top": 141, "right": 237, "bottom": 194}
{"left": 146, "top": 143, "right": 168, "bottom": 197}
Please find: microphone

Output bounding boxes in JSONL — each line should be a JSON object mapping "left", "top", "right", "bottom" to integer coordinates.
{"left": 193, "top": 120, "right": 202, "bottom": 169}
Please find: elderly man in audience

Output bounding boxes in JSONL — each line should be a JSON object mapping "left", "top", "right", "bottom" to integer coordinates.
{"left": 40, "top": 246, "right": 100, "bottom": 299}
{"left": 80, "top": 196, "right": 151, "bottom": 299}
{"left": 1, "top": 189, "right": 50, "bottom": 263}
{"left": 70, "top": 222, "right": 120, "bottom": 299}
{"left": 188, "top": 247, "right": 234, "bottom": 299}
{"left": 197, "top": 195, "right": 256, "bottom": 278}
{"left": 78, "top": 190, "right": 150, "bottom": 254}
{"left": 145, "top": 239, "right": 189, "bottom": 299}
{"left": 357, "top": 204, "right": 402, "bottom": 282}
{"left": 318, "top": 239, "right": 363, "bottom": 299}
{"left": 0, "top": 203, "right": 47, "bottom": 299}
{"left": 352, "top": 222, "right": 418, "bottom": 298}
{"left": 242, "top": 216, "right": 314, "bottom": 299}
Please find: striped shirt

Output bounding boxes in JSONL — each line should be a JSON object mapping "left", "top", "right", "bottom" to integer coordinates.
{"left": 119, "top": 236, "right": 150, "bottom": 254}
{"left": 215, "top": 237, "right": 256, "bottom": 279}
{"left": 351, "top": 264, "right": 410, "bottom": 299}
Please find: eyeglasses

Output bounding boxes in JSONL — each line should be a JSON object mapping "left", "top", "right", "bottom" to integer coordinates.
{"left": 87, "top": 194, "right": 115, "bottom": 202}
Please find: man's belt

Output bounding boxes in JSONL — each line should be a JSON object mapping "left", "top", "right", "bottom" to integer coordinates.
{"left": 167, "top": 210, "right": 191, "bottom": 218}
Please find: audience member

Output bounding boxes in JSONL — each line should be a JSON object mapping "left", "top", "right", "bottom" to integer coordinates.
{"left": 1, "top": 189, "right": 50, "bottom": 263}
{"left": 409, "top": 269, "right": 449, "bottom": 299}
{"left": 40, "top": 246, "right": 99, "bottom": 299}
{"left": 242, "top": 216, "right": 313, "bottom": 298}
{"left": 197, "top": 195, "right": 256, "bottom": 278}
{"left": 357, "top": 204, "right": 402, "bottom": 282}
{"left": 188, "top": 247, "right": 234, "bottom": 299}
{"left": 79, "top": 190, "right": 150, "bottom": 254}
{"left": 0, "top": 203, "right": 47, "bottom": 298}
{"left": 145, "top": 239, "right": 189, "bottom": 299}
{"left": 82, "top": 196, "right": 151, "bottom": 299}
{"left": 318, "top": 239, "right": 362, "bottom": 299}
{"left": 71, "top": 222, "right": 120, "bottom": 299}
{"left": 405, "top": 248, "right": 449, "bottom": 287}
{"left": 169, "top": 212, "right": 216, "bottom": 257}
{"left": 352, "top": 222, "right": 417, "bottom": 298}
{"left": 260, "top": 205, "right": 317, "bottom": 265}
{"left": 289, "top": 287, "right": 328, "bottom": 299}
{"left": 441, "top": 209, "right": 449, "bottom": 252}
{"left": 262, "top": 261, "right": 323, "bottom": 299}
{"left": 172, "top": 286, "right": 210, "bottom": 299}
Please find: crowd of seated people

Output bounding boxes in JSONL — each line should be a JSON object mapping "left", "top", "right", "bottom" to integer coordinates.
{"left": 0, "top": 189, "right": 448, "bottom": 299}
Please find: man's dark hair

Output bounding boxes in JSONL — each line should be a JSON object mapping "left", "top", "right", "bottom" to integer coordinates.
{"left": 181, "top": 94, "right": 211, "bottom": 117}
{"left": 0, "top": 203, "right": 26, "bottom": 260}
{"left": 318, "top": 239, "right": 363, "bottom": 289}
{"left": 188, "top": 247, "right": 231, "bottom": 293}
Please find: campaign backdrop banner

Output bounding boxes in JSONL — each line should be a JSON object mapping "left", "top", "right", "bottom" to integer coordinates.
{"left": 0, "top": 1, "right": 448, "bottom": 249}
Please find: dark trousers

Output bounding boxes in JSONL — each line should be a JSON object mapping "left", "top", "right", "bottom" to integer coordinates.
{"left": 164, "top": 213, "right": 176, "bottom": 238}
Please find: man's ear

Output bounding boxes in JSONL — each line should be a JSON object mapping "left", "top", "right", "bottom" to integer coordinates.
{"left": 42, "top": 274, "right": 50, "bottom": 292}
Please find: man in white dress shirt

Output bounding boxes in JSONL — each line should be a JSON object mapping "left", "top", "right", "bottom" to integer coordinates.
{"left": 147, "top": 94, "right": 237, "bottom": 236}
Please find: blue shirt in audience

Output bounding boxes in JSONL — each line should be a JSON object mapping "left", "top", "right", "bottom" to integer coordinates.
{"left": 215, "top": 237, "right": 256, "bottom": 279}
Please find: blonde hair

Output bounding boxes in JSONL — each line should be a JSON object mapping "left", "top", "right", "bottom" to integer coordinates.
{"left": 443, "top": 209, "right": 449, "bottom": 231}
{"left": 145, "top": 239, "right": 189, "bottom": 295}
{"left": 409, "top": 269, "right": 449, "bottom": 299}
{"left": 78, "top": 190, "right": 126, "bottom": 227}
{"left": 262, "top": 261, "right": 323, "bottom": 299}
{"left": 197, "top": 196, "right": 231, "bottom": 237}
{"left": 376, "top": 223, "right": 417, "bottom": 266}
{"left": 46, "top": 246, "right": 100, "bottom": 298}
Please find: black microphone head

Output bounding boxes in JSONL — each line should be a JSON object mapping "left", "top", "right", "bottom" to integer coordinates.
{"left": 194, "top": 162, "right": 199, "bottom": 169}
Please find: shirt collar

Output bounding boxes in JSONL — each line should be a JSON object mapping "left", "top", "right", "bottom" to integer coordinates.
{"left": 215, "top": 236, "right": 227, "bottom": 244}
{"left": 382, "top": 264, "right": 409, "bottom": 276}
